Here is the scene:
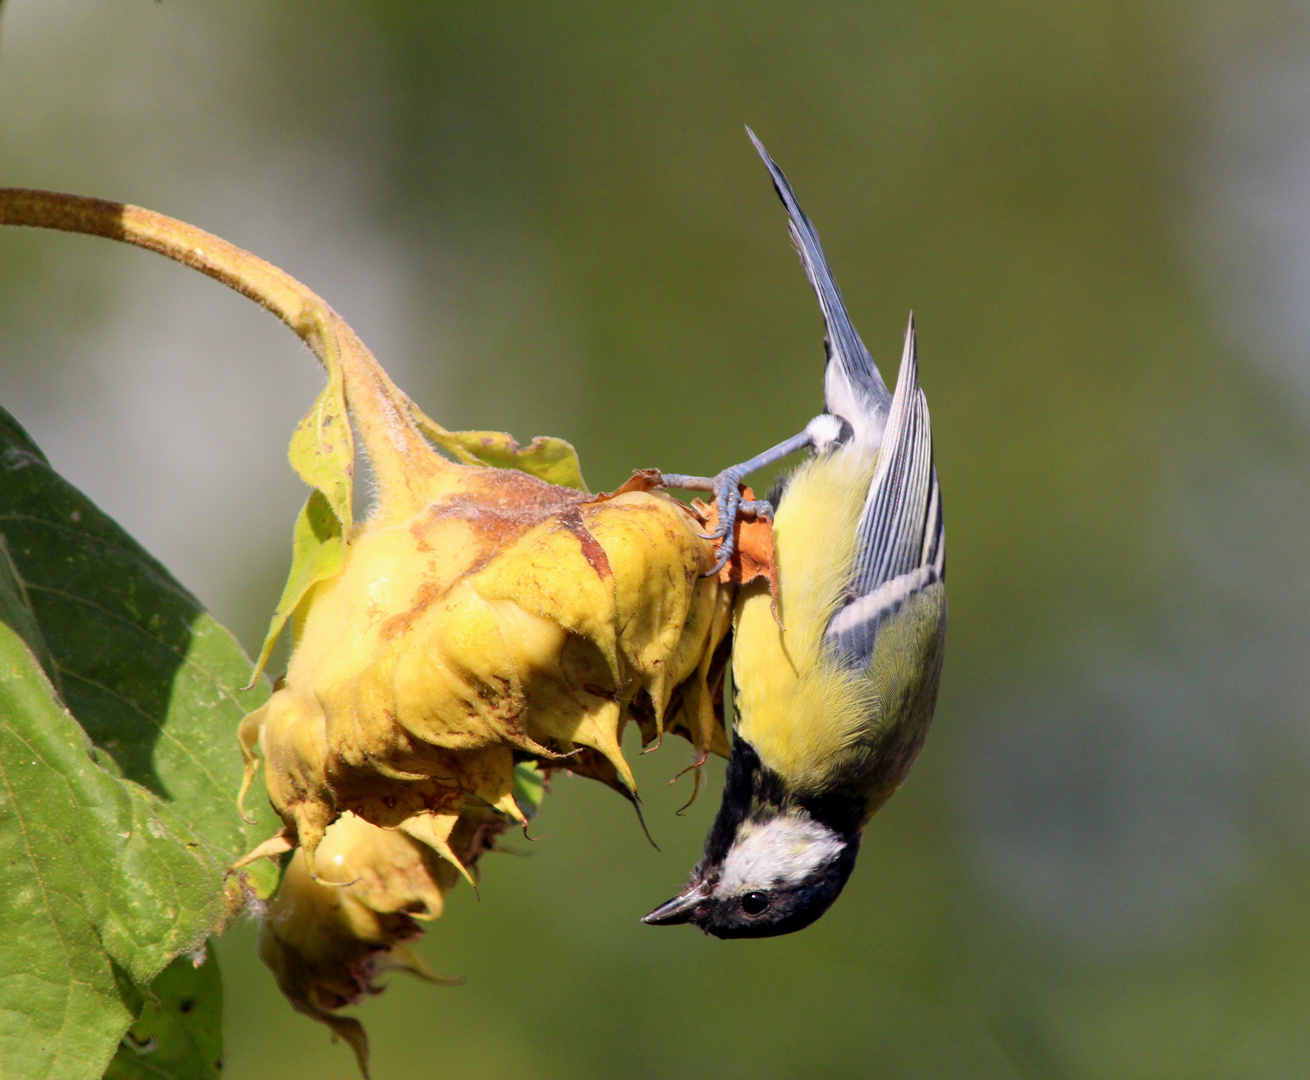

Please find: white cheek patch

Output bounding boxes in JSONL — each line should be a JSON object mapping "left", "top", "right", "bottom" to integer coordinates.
{"left": 717, "top": 815, "right": 845, "bottom": 895}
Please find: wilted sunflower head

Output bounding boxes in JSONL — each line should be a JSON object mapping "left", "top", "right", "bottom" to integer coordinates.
{"left": 223, "top": 256, "right": 776, "bottom": 1078}
{"left": 239, "top": 464, "right": 734, "bottom": 871}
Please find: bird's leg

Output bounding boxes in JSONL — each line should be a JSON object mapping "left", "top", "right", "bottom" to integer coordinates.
{"left": 657, "top": 428, "right": 814, "bottom": 575}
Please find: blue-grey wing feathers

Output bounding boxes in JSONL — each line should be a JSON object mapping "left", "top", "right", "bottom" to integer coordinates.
{"left": 850, "top": 319, "right": 940, "bottom": 593}
{"left": 826, "top": 318, "right": 944, "bottom": 667}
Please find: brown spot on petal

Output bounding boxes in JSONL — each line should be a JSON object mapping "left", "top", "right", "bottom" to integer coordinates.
{"left": 582, "top": 683, "right": 616, "bottom": 701}
{"left": 558, "top": 505, "right": 611, "bottom": 581}
{"left": 379, "top": 579, "right": 443, "bottom": 642}
{"left": 410, "top": 469, "right": 585, "bottom": 553}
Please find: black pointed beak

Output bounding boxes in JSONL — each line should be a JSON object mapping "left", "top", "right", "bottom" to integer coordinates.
{"left": 642, "top": 884, "right": 709, "bottom": 926}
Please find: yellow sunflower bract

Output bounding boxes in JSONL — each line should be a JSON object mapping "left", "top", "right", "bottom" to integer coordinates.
{"left": 240, "top": 462, "right": 732, "bottom": 877}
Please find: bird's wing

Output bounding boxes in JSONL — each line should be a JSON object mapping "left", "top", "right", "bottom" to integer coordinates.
{"left": 747, "top": 128, "right": 892, "bottom": 443}
{"left": 825, "top": 318, "right": 944, "bottom": 668}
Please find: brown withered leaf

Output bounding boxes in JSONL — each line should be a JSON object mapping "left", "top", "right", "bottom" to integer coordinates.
{"left": 692, "top": 486, "right": 780, "bottom": 609}
{"left": 598, "top": 469, "right": 662, "bottom": 499}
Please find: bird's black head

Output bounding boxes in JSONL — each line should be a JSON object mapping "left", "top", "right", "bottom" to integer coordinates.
{"left": 642, "top": 813, "right": 861, "bottom": 939}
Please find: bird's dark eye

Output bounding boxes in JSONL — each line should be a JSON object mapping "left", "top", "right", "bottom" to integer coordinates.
{"left": 740, "top": 891, "right": 771, "bottom": 917}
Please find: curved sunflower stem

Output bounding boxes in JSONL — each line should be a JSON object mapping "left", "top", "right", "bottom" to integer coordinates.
{"left": 0, "top": 188, "right": 446, "bottom": 520}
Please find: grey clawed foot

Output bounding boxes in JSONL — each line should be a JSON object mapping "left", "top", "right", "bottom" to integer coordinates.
{"left": 655, "top": 470, "right": 771, "bottom": 577}
{"left": 706, "top": 472, "right": 771, "bottom": 576}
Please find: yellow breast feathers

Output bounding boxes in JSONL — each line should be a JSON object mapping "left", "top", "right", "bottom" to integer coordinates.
{"left": 731, "top": 445, "right": 878, "bottom": 789}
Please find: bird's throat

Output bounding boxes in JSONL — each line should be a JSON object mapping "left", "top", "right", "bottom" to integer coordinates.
{"left": 700, "top": 737, "right": 865, "bottom": 871}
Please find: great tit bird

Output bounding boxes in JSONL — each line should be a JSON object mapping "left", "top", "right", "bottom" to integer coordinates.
{"left": 645, "top": 130, "right": 946, "bottom": 939}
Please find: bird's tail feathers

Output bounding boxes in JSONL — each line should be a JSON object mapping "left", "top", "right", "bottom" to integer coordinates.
{"left": 746, "top": 127, "right": 891, "bottom": 442}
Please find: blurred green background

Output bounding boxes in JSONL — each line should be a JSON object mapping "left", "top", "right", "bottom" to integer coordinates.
{"left": 4, "top": 1, "right": 1310, "bottom": 1077}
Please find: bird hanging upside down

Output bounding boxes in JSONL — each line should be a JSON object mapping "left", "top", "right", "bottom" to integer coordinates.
{"left": 644, "top": 129, "right": 947, "bottom": 939}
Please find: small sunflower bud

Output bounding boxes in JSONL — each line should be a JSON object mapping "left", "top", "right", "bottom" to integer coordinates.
{"left": 257, "top": 807, "right": 508, "bottom": 1078}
